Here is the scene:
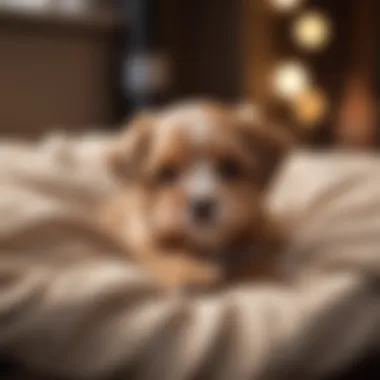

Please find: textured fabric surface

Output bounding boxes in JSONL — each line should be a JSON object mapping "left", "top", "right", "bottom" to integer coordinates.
{"left": 0, "top": 134, "right": 379, "bottom": 380}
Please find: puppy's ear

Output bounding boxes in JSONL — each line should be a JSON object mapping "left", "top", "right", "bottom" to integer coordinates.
{"left": 106, "top": 112, "right": 154, "bottom": 182}
{"left": 234, "top": 103, "right": 295, "bottom": 187}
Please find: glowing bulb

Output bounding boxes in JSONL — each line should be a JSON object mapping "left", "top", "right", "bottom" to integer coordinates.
{"left": 293, "top": 11, "right": 332, "bottom": 51}
{"left": 269, "top": 0, "right": 304, "bottom": 12}
{"left": 272, "top": 61, "right": 311, "bottom": 100}
{"left": 292, "top": 87, "right": 328, "bottom": 126}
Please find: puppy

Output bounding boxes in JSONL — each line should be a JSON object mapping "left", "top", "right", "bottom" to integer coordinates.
{"left": 101, "top": 101, "right": 292, "bottom": 288}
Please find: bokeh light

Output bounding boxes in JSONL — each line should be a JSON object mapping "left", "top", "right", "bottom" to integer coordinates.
{"left": 272, "top": 61, "right": 311, "bottom": 100}
{"left": 269, "top": 0, "right": 305, "bottom": 13}
{"left": 292, "top": 11, "right": 332, "bottom": 51}
{"left": 292, "top": 87, "right": 328, "bottom": 127}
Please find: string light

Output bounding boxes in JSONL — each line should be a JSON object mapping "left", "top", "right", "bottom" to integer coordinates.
{"left": 292, "top": 87, "right": 328, "bottom": 127}
{"left": 268, "top": 1, "right": 331, "bottom": 129}
{"left": 269, "top": 0, "right": 305, "bottom": 13}
{"left": 292, "top": 11, "right": 332, "bottom": 51}
{"left": 272, "top": 61, "right": 311, "bottom": 100}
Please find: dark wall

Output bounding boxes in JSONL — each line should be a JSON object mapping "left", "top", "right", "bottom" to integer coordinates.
{"left": 160, "top": 0, "right": 244, "bottom": 102}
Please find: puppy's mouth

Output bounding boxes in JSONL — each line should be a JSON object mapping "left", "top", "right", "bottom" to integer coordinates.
{"left": 157, "top": 234, "right": 184, "bottom": 249}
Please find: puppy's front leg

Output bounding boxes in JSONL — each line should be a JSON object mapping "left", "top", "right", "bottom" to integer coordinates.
{"left": 223, "top": 216, "right": 288, "bottom": 284}
{"left": 140, "top": 249, "right": 222, "bottom": 290}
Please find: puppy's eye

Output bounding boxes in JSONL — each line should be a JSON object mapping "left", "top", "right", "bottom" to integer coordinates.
{"left": 156, "top": 164, "right": 179, "bottom": 185}
{"left": 218, "top": 158, "right": 242, "bottom": 180}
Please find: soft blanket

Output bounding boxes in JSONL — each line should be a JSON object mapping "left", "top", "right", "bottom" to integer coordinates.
{"left": 0, "top": 133, "right": 380, "bottom": 380}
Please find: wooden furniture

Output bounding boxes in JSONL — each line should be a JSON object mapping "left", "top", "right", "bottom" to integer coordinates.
{"left": 335, "top": 0, "right": 377, "bottom": 149}
{"left": 242, "top": 0, "right": 276, "bottom": 111}
{"left": 0, "top": 6, "right": 120, "bottom": 137}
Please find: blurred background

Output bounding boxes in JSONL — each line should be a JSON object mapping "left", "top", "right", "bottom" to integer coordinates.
{"left": 0, "top": 0, "right": 377, "bottom": 148}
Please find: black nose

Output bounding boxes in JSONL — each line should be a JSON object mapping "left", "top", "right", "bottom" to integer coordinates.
{"left": 191, "top": 198, "right": 216, "bottom": 223}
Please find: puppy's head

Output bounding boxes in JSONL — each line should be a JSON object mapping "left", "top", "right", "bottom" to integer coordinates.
{"left": 108, "top": 101, "right": 293, "bottom": 253}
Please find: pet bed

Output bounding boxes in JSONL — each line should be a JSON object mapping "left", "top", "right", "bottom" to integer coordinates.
{"left": 0, "top": 133, "right": 379, "bottom": 380}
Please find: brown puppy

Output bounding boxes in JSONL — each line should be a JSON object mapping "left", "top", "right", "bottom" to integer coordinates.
{"left": 101, "top": 101, "right": 292, "bottom": 288}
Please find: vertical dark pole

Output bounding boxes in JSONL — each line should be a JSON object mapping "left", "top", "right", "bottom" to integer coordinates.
{"left": 375, "top": 0, "right": 380, "bottom": 98}
{"left": 120, "top": 0, "right": 170, "bottom": 114}
{"left": 374, "top": 0, "right": 379, "bottom": 145}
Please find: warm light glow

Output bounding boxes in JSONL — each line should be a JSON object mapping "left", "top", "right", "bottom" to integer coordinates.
{"left": 272, "top": 61, "right": 311, "bottom": 100}
{"left": 292, "top": 87, "right": 328, "bottom": 126}
{"left": 269, "top": 0, "right": 304, "bottom": 13}
{"left": 293, "top": 11, "right": 332, "bottom": 51}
